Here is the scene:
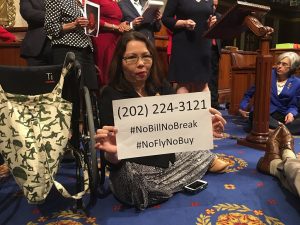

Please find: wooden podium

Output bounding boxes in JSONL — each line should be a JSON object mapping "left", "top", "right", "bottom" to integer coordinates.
{"left": 204, "top": 1, "right": 273, "bottom": 150}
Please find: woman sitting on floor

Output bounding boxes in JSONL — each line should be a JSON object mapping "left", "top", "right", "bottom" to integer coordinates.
{"left": 95, "top": 31, "right": 228, "bottom": 210}
{"left": 239, "top": 51, "right": 300, "bottom": 134}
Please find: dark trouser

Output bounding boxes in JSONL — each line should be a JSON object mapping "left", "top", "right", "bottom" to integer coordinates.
{"left": 248, "top": 111, "right": 300, "bottom": 135}
{"left": 52, "top": 45, "right": 98, "bottom": 89}
{"left": 208, "top": 46, "right": 220, "bottom": 107}
{"left": 24, "top": 38, "right": 52, "bottom": 66}
{"left": 270, "top": 111, "right": 300, "bottom": 135}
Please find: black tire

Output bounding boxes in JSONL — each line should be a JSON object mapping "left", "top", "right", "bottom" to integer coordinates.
{"left": 83, "top": 86, "right": 99, "bottom": 205}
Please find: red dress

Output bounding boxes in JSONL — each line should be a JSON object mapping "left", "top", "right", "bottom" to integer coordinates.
{"left": 90, "top": 0, "right": 123, "bottom": 87}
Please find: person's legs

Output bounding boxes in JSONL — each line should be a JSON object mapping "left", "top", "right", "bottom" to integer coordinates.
{"left": 257, "top": 124, "right": 300, "bottom": 196}
{"left": 269, "top": 113, "right": 282, "bottom": 129}
{"left": 175, "top": 82, "right": 193, "bottom": 93}
{"left": 25, "top": 39, "right": 52, "bottom": 66}
{"left": 275, "top": 125, "right": 300, "bottom": 196}
{"left": 191, "top": 82, "right": 209, "bottom": 92}
{"left": 52, "top": 45, "right": 70, "bottom": 65}
{"left": 285, "top": 114, "right": 300, "bottom": 135}
{"left": 277, "top": 157, "right": 300, "bottom": 197}
{"left": 209, "top": 48, "right": 220, "bottom": 108}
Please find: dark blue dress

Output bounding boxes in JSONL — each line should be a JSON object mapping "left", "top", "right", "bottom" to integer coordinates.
{"left": 162, "top": 0, "right": 213, "bottom": 83}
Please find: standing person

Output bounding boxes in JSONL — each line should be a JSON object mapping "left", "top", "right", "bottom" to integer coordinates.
{"left": 89, "top": 0, "right": 131, "bottom": 87}
{"left": 208, "top": 0, "right": 224, "bottom": 110}
{"left": 118, "top": 0, "right": 162, "bottom": 43}
{"left": 162, "top": 0, "right": 217, "bottom": 93}
{"left": 95, "top": 31, "right": 229, "bottom": 210}
{"left": 20, "top": 0, "right": 52, "bottom": 66}
{"left": 239, "top": 52, "right": 300, "bottom": 134}
{"left": 44, "top": 0, "right": 97, "bottom": 89}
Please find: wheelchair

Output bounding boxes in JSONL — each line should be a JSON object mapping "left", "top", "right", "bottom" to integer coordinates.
{"left": 0, "top": 52, "right": 102, "bottom": 210}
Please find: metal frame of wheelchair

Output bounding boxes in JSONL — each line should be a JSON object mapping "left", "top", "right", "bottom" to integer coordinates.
{"left": 0, "top": 52, "right": 102, "bottom": 210}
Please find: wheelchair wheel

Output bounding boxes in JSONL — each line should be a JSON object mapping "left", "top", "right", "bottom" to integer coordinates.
{"left": 82, "top": 86, "right": 99, "bottom": 206}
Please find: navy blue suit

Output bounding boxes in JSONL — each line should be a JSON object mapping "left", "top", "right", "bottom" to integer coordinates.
{"left": 118, "top": 0, "right": 161, "bottom": 42}
{"left": 20, "top": 0, "right": 52, "bottom": 65}
{"left": 240, "top": 69, "right": 300, "bottom": 134}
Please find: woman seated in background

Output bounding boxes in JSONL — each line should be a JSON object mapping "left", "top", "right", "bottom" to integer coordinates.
{"left": 239, "top": 51, "right": 300, "bottom": 135}
{"left": 95, "top": 31, "right": 229, "bottom": 210}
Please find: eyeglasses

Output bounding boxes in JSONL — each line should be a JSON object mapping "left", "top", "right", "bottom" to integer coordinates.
{"left": 123, "top": 54, "right": 153, "bottom": 65}
{"left": 276, "top": 61, "right": 290, "bottom": 68}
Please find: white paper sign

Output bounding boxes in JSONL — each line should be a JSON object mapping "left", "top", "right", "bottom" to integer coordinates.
{"left": 112, "top": 92, "right": 213, "bottom": 159}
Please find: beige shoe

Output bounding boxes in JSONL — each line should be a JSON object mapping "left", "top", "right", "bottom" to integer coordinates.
{"left": 209, "top": 157, "right": 229, "bottom": 173}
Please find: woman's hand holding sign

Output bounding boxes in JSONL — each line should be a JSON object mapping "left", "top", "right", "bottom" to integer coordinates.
{"left": 95, "top": 126, "right": 119, "bottom": 164}
{"left": 210, "top": 108, "right": 226, "bottom": 138}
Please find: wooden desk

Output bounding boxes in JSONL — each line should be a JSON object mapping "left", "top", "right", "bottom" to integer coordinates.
{"left": 218, "top": 50, "right": 231, "bottom": 104}
{"left": 155, "top": 29, "right": 169, "bottom": 78}
{"left": 0, "top": 27, "right": 27, "bottom": 66}
{"left": 0, "top": 42, "right": 27, "bottom": 66}
{"left": 219, "top": 49, "right": 257, "bottom": 115}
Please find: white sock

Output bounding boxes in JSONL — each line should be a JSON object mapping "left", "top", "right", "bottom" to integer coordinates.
{"left": 270, "top": 159, "right": 282, "bottom": 176}
{"left": 282, "top": 149, "right": 296, "bottom": 160}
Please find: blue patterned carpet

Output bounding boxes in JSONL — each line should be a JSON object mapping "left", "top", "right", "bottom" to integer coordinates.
{"left": 1, "top": 112, "right": 300, "bottom": 225}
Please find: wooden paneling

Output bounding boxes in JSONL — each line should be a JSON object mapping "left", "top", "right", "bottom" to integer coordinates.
{"left": 0, "top": 42, "right": 27, "bottom": 66}
{"left": 218, "top": 50, "right": 231, "bottom": 103}
{"left": 218, "top": 49, "right": 257, "bottom": 115}
{"left": 155, "top": 25, "right": 169, "bottom": 78}
{"left": 229, "top": 51, "right": 257, "bottom": 115}
{"left": 0, "top": 27, "right": 27, "bottom": 66}
{"left": 229, "top": 68, "right": 256, "bottom": 115}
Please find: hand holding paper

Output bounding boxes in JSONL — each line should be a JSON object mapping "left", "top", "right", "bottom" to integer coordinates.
{"left": 142, "top": 0, "right": 164, "bottom": 23}
{"left": 95, "top": 126, "right": 118, "bottom": 154}
{"left": 132, "top": 16, "right": 144, "bottom": 27}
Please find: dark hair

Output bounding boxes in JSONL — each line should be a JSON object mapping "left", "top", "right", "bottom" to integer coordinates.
{"left": 108, "top": 31, "right": 165, "bottom": 94}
